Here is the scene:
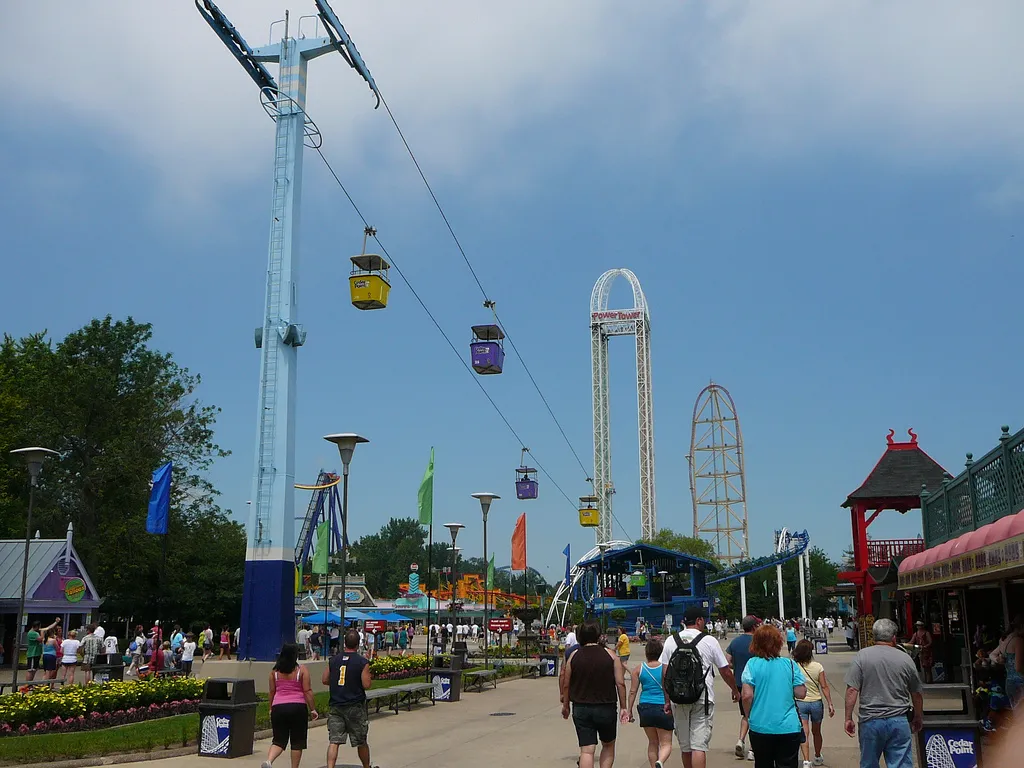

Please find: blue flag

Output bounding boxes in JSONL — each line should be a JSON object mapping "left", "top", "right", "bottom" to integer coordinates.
{"left": 146, "top": 462, "right": 172, "bottom": 534}
{"left": 563, "top": 543, "right": 571, "bottom": 586}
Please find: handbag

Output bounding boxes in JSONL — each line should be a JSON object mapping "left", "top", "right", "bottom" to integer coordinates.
{"left": 792, "top": 660, "right": 807, "bottom": 743}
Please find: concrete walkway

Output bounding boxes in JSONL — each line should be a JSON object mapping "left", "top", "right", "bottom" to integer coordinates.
{"left": 148, "top": 640, "right": 864, "bottom": 768}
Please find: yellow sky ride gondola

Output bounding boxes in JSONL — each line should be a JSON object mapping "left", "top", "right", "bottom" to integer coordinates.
{"left": 579, "top": 495, "right": 600, "bottom": 527}
{"left": 349, "top": 226, "right": 390, "bottom": 310}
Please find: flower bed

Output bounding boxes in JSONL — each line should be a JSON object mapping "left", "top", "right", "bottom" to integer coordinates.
{"left": 368, "top": 653, "right": 436, "bottom": 679}
{"left": 0, "top": 677, "right": 204, "bottom": 736}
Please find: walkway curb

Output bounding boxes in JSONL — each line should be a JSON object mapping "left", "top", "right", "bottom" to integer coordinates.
{"left": 12, "top": 671, "right": 528, "bottom": 768}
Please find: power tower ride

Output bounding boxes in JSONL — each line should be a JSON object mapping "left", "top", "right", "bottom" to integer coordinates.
{"left": 197, "top": 0, "right": 379, "bottom": 660}
{"left": 590, "top": 269, "right": 656, "bottom": 542}
{"left": 688, "top": 383, "right": 749, "bottom": 565}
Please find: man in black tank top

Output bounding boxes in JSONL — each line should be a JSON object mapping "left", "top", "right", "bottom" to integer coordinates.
{"left": 321, "top": 630, "right": 373, "bottom": 768}
{"left": 560, "top": 620, "right": 627, "bottom": 768}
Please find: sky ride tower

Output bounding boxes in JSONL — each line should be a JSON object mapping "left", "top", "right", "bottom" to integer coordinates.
{"left": 196, "top": 0, "right": 379, "bottom": 660}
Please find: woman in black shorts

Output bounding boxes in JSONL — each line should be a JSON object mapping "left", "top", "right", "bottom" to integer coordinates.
{"left": 627, "top": 636, "right": 674, "bottom": 768}
{"left": 262, "top": 643, "right": 318, "bottom": 768}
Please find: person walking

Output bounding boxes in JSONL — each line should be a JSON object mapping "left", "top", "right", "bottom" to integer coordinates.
{"left": 219, "top": 626, "right": 231, "bottom": 660}
{"left": 909, "top": 621, "right": 934, "bottom": 683}
{"left": 843, "top": 618, "right": 923, "bottom": 768}
{"left": 560, "top": 620, "right": 628, "bottom": 768}
{"left": 727, "top": 615, "right": 759, "bottom": 761}
{"left": 181, "top": 633, "right": 197, "bottom": 677}
{"left": 616, "top": 627, "right": 631, "bottom": 673}
{"left": 262, "top": 643, "right": 318, "bottom": 768}
{"left": 660, "top": 604, "right": 736, "bottom": 768}
{"left": 322, "top": 630, "right": 374, "bottom": 768}
{"left": 59, "top": 629, "right": 81, "bottom": 684}
{"left": 785, "top": 623, "right": 798, "bottom": 654}
{"left": 626, "top": 636, "right": 674, "bottom": 768}
{"left": 792, "top": 639, "right": 835, "bottom": 767}
{"left": 740, "top": 624, "right": 806, "bottom": 768}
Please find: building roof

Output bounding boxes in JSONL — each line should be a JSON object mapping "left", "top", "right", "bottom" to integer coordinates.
{"left": 0, "top": 537, "right": 67, "bottom": 601}
{"left": 843, "top": 429, "right": 947, "bottom": 509}
{"left": 0, "top": 524, "right": 100, "bottom": 605}
{"left": 576, "top": 542, "right": 718, "bottom": 574}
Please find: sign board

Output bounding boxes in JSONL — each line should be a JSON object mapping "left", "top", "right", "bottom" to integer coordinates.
{"left": 489, "top": 618, "right": 513, "bottom": 632}
{"left": 431, "top": 672, "right": 452, "bottom": 701}
{"left": 922, "top": 728, "right": 977, "bottom": 768}
{"left": 603, "top": 587, "right": 616, "bottom": 597}
{"left": 364, "top": 620, "right": 387, "bottom": 633}
{"left": 591, "top": 309, "right": 642, "bottom": 322}
{"left": 899, "top": 533, "right": 1024, "bottom": 590}
{"left": 64, "top": 577, "right": 86, "bottom": 603}
{"left": 199, "top": 714, "right": 231, "bottom": 756}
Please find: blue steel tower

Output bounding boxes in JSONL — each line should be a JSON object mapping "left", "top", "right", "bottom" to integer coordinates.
{"left": 196, "top": 0, "right": 379, "bottom": 660}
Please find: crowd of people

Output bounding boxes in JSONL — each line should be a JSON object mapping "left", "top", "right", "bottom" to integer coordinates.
{"left": 556, "top": 608, "right": 931, "bottom": 768}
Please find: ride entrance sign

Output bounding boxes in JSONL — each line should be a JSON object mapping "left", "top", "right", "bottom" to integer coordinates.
{"left": 364, "top": 620, "right": 386, "bottom": 633}
{"left": 489, "top": 618, "right": 513, "bottom": 633}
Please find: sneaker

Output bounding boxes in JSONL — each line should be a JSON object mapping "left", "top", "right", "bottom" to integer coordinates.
{"left": 261, "top": 762, "right": 272, "bottom": 768}
{"left": 747, "top": 751, "right": 755, "bottom": 761}
{"left": 803, "top": 761, "right": 811, "bottom": 768}
{"left": 735, "top": 740, "right": 746, "bottom": 758}
{"left": 656, "top": 763, "right": 664, "bottom": 768}
{"left": 813, "top": 757, "right": 825, "bottom": 766}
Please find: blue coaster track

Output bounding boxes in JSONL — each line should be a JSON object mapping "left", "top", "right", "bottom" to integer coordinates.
{"left": 707, "top": 529, "right": 810, "bottom": 586}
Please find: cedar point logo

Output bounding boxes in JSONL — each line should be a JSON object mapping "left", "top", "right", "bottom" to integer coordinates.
{"left": 925, "top": 732, "right": 973, "bottom": 768}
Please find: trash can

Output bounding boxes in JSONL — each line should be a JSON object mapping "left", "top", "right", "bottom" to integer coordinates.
{"left": 428, "top": 667, "right": 462, "bottom": 702}
{"left": 198, "top": 678, "right": 259, "bottom": 758}
{"left": 451, "top": 640, "right": 468, "bottom": 670}
{"left": 539, "top": 653, "right": 558, "bottom": 677}
{"left": 90, "top": 661, "right": 124, "bottom": 684}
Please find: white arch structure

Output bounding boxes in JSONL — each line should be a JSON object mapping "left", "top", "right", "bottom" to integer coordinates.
{"left": 591, "top": 269, "right": 656, "bottom": 543}
{"left": 544, "top": 539, "right": 633, "bottom": 627}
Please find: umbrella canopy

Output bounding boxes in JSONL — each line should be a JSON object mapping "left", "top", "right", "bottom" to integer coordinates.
{"left": 382, "top": 612, "right": 411, "bottom": 622}
{"left": 299, "top": 609, "right": 341, "bottom": 625}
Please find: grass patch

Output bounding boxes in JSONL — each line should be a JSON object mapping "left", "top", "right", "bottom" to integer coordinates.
{"left": 0, "top": 673, "right": 435, "bottom": 764}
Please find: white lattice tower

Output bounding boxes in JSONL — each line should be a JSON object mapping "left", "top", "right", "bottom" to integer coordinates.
{"left": 590, "top": 269, "right": 656, "bottom": 542}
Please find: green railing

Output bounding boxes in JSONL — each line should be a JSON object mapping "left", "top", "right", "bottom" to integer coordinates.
{"left": 922, "top": 425, "right": 1024, "bottom": 547}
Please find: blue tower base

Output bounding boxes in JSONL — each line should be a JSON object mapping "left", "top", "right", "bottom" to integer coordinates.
{"left": 239, "top": 559, "right": 295, "bottom": 661}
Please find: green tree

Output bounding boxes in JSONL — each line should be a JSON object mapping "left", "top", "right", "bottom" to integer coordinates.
{"left": 642, "top": 528, "right": 718, "bottom": 561}
{"left": 0, "top": 317, "right": 240, "bottom": 625}
{"left": 349, "top": 517, "right": 429, "bottom": 598}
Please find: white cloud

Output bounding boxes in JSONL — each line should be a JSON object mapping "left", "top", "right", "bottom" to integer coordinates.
{"left": 7, "top": 1, "right": 1024, "bottom": 201}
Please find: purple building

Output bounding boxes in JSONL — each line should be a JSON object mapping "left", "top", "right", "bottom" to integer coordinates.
{"left": 0, "top": 523, "right": 102, "bottom": 657}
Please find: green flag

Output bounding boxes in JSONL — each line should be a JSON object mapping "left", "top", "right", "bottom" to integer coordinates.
{"left": 417, "top": 447, "right": 434, "bottom": 525}
{"left": 312, "top": 521, "right": 329, "bottom": 575}
{"left": 486, "top": 553, "right": 495, "bottom": 590}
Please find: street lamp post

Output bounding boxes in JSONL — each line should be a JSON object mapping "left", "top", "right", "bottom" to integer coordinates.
{"left": 658, "top": 570, "right": 668, "bottom": 605}
{"left": 443, "top": 523, "right": 464, "bottom": 627}
{"left": 471, "top": 493, "right": 499, "bottom": 669}
{"left": 9, "top": 447, "right": 58, "bottom": 691}
{"left": 323, "top": 434, "right": 368, "bottom": 634}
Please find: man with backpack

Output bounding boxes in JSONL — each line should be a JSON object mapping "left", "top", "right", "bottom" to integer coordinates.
{"left": 660, "top": 604, "right": 737, "bottom": 768}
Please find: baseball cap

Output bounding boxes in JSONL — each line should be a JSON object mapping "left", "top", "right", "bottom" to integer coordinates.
{"left": 684, "top": 604, "right": 708, "bottom": 624}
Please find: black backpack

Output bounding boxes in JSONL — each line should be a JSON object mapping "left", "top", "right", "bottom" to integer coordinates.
{"left": 665, "top": 631, "right": 709, "bottom": 707}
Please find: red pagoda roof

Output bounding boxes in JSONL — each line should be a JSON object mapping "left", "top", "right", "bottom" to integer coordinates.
{"left": 842, "top": 429, "right": 947, "bottom": 510}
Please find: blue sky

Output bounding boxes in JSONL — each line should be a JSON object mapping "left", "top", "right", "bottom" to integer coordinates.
{"left": 3, "top": 1, "right": 1024, "bottom": 590}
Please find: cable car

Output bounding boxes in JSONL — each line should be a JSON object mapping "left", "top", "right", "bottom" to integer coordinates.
{"left": 349, "top": 226, "right": 390, "bottom": 310}
{"left": 470, "top": 324, "right": 505, "bottom": 374}
{"left": 579, "top": 495, "right": 599, "bottom": 527}
{"left": 515, "top": 449, "right": 538, "bottom": 499}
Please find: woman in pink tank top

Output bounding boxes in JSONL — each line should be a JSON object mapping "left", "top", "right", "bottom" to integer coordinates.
{"left": 263, "top": 643, "right": 318, "bottom": 768}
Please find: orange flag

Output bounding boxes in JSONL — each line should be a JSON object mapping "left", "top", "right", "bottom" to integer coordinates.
{"left": 511, "top": 513, "right": 527, "bottom": 571}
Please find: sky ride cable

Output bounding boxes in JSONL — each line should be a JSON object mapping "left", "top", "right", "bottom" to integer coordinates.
{"left": 312, "top": 146, "right": 634, "bottom": 542}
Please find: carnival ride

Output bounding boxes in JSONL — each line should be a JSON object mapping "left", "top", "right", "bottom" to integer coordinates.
{"left": 590, "top": 269, "right": 656, "bottom": 543}
{"left": 294, "top": 471, "right": 344, "bottom": 582}
{"left": 689, "top": 383, "right": 749, "bottom": 565}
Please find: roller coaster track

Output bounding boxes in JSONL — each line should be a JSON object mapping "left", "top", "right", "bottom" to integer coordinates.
{"left": 706, "top": 529, "right": 810, "bottom": 585}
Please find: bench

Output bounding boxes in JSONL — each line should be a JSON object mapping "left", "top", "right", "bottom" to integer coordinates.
{"left": 519, "top": 661, "right": 543, "bottom": 679}
{"left": 365, "top": 687, "right": 401, "bottom": 714}
{"left": 462, "top": 669, "right": 498, "bottom": 692}
{"left": 0, "top": 678, "right": 66, "bottom": 694}
{"left": 389, "top": 682, "right": 435, "bottom": 711}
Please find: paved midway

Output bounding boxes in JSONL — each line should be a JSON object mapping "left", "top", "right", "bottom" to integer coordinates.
{"left": 156, "top": 638, "right": 863, "bottom": 768}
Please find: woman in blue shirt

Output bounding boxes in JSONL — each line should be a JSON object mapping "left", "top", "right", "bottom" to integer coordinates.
{"left": 785, "top": 623, "right": 798, "bottom": 653}
{"left": 741, "top": 625, "right": 806, "bottom": 768}
{"left": 626, "top": 637, "right": 674, "bottom": 768}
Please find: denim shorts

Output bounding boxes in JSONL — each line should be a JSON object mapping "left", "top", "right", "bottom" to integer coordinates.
{"left": 796, "top": 699, "right": 824, "bottom": 723}
{"left": 637, "top": 703, "right": 674, "bottom": 731}
{"left": 572, "top": 703, "right": 617, "bottom": 746}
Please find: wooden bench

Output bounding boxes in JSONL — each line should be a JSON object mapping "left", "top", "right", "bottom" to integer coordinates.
{"left": 519, "top": 660, "right": 543, "bottom": 679}
{"left": 462, "top": 669, "right": 498, "bottom": 692}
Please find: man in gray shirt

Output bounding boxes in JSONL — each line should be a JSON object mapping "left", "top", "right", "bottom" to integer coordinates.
{"left": 844, "top": 618, "right": 922, "bottom": 768}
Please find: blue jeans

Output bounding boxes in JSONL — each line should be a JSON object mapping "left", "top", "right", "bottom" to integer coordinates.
{"left": 858, "top": 716, "right": 913, "bottom": 768}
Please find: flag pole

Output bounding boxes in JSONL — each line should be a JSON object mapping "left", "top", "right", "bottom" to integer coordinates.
{"left": 426, "top": 522, "right": 433, "bottom": 645}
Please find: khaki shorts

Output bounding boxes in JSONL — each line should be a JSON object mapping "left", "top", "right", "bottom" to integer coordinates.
{"left": 328, "top": 703, "right": 369, "bottom": 747}
{"left": 672, "top": 700, "right": 715, "bottom": 753}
